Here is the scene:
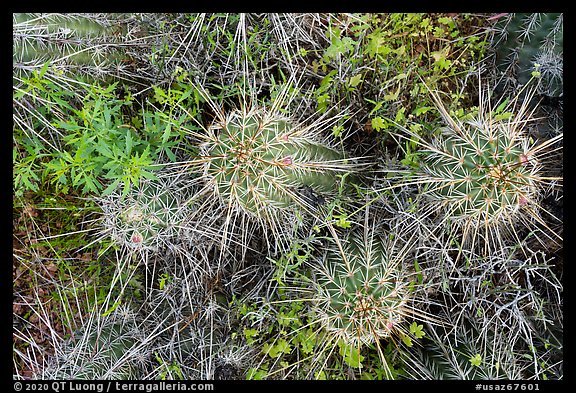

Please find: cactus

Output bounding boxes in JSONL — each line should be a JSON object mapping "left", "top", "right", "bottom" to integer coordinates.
{"left": 389, "top": 77, "right": 562, "bottom": 254}
{"left": 313, "top": 230, "right": 414, "bottom": 347}
{"left": 201, "top": 107, "right": 344, "bottom": 215}
{"left": 301, "top": 220, "right": 442, "bottom": 380}
{"left": 12, "top": 13, "right": 130, "bottom": 82}
{"left": 492, "top": 13, "right": 563, "bottom": 98}
{"left": 188, "top": 80, "right": 363, "bottom": 254}
{"left": 401, "top": 320, "right": 524, "bottom": 380}
{"left": 423, "top": 119, "right": 535, "bottom": 226}
{"left": 97, "top": 176, "right": 192, "bottom": 253}
{"left": 40, "top": 305, "right": 146, "bottom": 379}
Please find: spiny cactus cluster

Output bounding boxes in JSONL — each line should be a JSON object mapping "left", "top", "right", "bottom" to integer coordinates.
{"left": 202, "top": 107, "right": 344, "bottom": 216}
{"left": 402, "top": 321, "right": 523, "bottom": 380}
{"left": 40, "top": 305, "right": 146, "bottom": 380}
{"left": 391, "top": 80, "right": 561, "bottom": 254}
{"left": 13, "top": 13, "right": 563, "bottom": 382}
{"left": 313, "top": 230, "right": 413, "bottom": 347}
{"left": 492, "top": 13, "right": 563, "bottom": 98}
{"left": 186, "top": 81, "right": 363, "bottom": 254}
{"left": 422, "top": 112, "right": 536, "bottom": 227}
{"left": 97, "top": 176, "right": 192, "bottom": 253}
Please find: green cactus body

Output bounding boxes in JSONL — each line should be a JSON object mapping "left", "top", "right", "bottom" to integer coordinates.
{"left": 100, "top": 178, "right": 189, "bottom": 252}
{"left": 403, "top": 323, "right": 522, "bottom": 380}
{"left": 315, "top": 232, "right": 409, "bottom": 346}
{"left": 422, "top": 120, "right": 536, "bottom": 225}
{"left": 43, "top": 307, "right": 143, "bottom": 379}
{"left": 202, "top": 108, "right": 343, "bottom": 216}
{"left": 121, "top": 185, "right": 178, "bottom": 245}
{"left": 13, "top": 13, "right": 128, "bottom": 81}
{"left": 493, "top": 13, "right": 563, "bottom": 97}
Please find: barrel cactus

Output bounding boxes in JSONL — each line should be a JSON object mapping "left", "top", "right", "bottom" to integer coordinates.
{"left": 40, "top": 305, "right": 146, "bottom": 379}
{"left": 97, "top": 176, "right": 191, "bottom": 253}
{"left": 201, "top": 106, "right": 345, "bottom": 215}
{"left": 189, "top": 81, "right": 362, "bottom": 254}
{"left": 390, "top": 78, "right": 562, "bottom": 254}
{"left": 312, "top": 230, "right": 415, "bottom": 347}
{"left": 422, "top": 117, "right": 536, "bottom": 227}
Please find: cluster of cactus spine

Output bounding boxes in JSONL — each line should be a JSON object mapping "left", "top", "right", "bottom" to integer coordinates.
{"left": 186, "top": 80, "right": 364, "bottom": 256}
{"left": 40, "top": 306, "right": 145, "bottom": 379}
{"left": 492, "top": 13, "right": 563, "bottom": 97}
{"left": 422, "top": 112, "right": 536, "bottom": 226}
{"left": 402, "top": 321, "right": 523, "bottom": 380}
{"left": 313, "top": 230, "right": 413, "bottom": 347}
{"left": 97, "top": 177, "right": 191, "bottom": 253}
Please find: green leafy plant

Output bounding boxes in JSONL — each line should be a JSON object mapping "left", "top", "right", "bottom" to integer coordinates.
{"left": 39, "top": 81, "right": 194, "bottom": 197}
{"left": 309, "top": 13, "right": 491, "bottom": 142}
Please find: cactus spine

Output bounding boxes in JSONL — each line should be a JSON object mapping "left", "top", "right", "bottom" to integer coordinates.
{"left": 13, "top": 13, "right": 129, "bottom": 81}
{"left": 390, "top": 77, "right": 562, "bottom": 254}
{"left": 40, "top": 306, "right": 145, "bottom": 379}
{"left": 402, "top": 322, "right": 523, "bottom": 380}
{"left": 492, "top": 13, "right": 563, "bottom": 97}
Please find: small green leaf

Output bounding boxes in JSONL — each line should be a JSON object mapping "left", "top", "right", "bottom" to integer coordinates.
{"left": 338, "top": 340, "right": 364, "bottom": 368}
{"left": 395, "top": 107, "right": 406, "bottom": 122}
{"left": 125, "top": 129, "right": 133, "bottom": 155}
{"left": 246, "top": 366, "right": 268, "bottom": 380}
{"left": 243, "top": 328, "right": 259, "bottom": 345}
{"left": 469, "top": 354, "right": 482, "bottom": 367}
{"left": 334, "top": 213, "right": 352, "bottom": 228}
{"left": 371, "top": 116, "right": 386, "bottom": 132}
{"left": 413, "top": 106, "right": 433, "bottom": 116}
{"left": 401, "top": 334, "right": 413, "bottom": 347}
{"left": 102, "top": 299, "right": 121, "bottom": 317}
{"left": 494, "top": 97, "right": 510, "bottom": 114}
{"left": 161, "top": 122, "right": 172, "bottom": 144}
{"left": 158, "top": 273, "right": 171, "bottom": 290}
{"left": 95, "top": 141, "right": 114, "bottom": 158}
{"left": 140, "top": 170, "right": 159, "bottom": 181}
{"left": 347, "top": 74, "right": 363, "bottom": 88}
{"left": 296, "top": 329, "right": 316, "bottom": 355}
{"left": 102, "top": 178, "right": 121, "bottom": 196}
{"left": 413, "top": 259, "right": 423, "bottom": 284}
{"left": 314, "top": 370, "right": 327, "bottom": 380}
{"left": 384, "top": 86, "right": 401, "bottom": 101}
{"left": 409, "top": 322, "right": 425, "bottom": 339}
{"left": 263, "top": 338, "right": 291, "bottom": 358}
